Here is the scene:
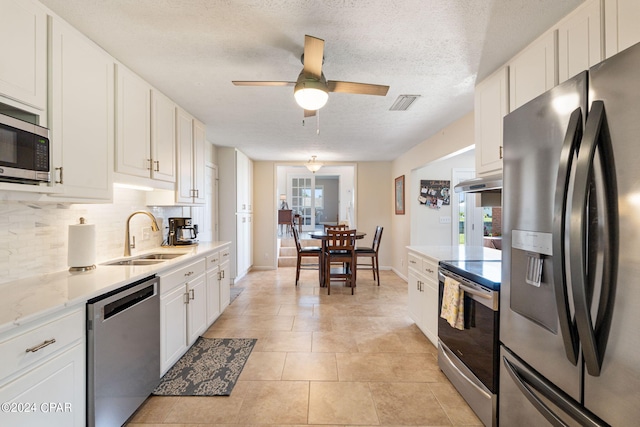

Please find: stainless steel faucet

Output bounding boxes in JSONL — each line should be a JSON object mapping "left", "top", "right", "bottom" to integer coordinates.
{"left": 124, "top": 211, "right": 160, "bottom": 257}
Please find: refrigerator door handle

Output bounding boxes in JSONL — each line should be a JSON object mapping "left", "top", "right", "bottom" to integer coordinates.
{"left": 502, "top": 355, "right": 607, "bottom": 427}
{"left": 570, "top": 100, "right": 619, "bottom": 377}
{"left": 552, "top": 107, "right": 582, "bottom": 365}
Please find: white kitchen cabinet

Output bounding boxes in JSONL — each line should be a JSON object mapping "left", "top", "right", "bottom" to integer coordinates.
{"left": 150, "top": 89, "right": 177, "bottom": 183}
{"left": 49, "top": 16, "right": 114, "bottom": 201}
{"left": 159, "top": 257, "right": 206, "bottom": 374}
{"left": 186, "top": 271, "right": 207, "bottom": 346}
{"left": 219, "top": 257, "right": 231, "bottom": 311}
{"left": 474, "top": 67, "right": 509, "bottom": 176}
{"left": 407, "top": 251, "right": 439, "bottom": 346}
{"left": 176, "top": 107, "right": 205, "bottom": 205}
{"left": 115, "top": 64, "right": 177, "bottom": 185}
{"left": 236, "top": 213, "right": 253, "bottom": 279}
{"left": 115, "top": 64, "right": 151, "bottom": 178}
{"left": 605, "top": 0, "right": 640, "bottom": 58}
{"left": 219, "top": 148, "right": 254, "bottom": 280}
{"left": 557, "top": 0, "right": 604, "bottom": 83}
{"left": 509, "top": 30, "right": 558, "bottom": 112}
{"left": 0, "top": 0, "right": 47, "bottom": 112}
{"left": 0, "top": 306, "right": 85, "bottom": 427}
{"left": 205, "top": 252, "right": 221, "bottom": 326}
{"left": 160, "top": 283, "right": 188, "bottom": 375}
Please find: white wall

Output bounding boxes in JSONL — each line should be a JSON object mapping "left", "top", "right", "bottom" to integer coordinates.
{"left": 391, "top": 112, "right": 475, "bottom": 279}
{"left": 410, "top": 149, "right": 475, "bottom": 246}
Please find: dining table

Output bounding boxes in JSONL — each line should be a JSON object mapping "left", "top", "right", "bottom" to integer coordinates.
{"left": 309, "top": 230, "right": 366, "bottom": 288}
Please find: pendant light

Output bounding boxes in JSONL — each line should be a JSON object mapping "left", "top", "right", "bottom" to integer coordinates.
{"left": 305, "top": 155, "right": 323, "bottom": 173}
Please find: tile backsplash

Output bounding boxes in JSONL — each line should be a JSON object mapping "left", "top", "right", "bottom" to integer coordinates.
{"left": 0, "top": 188, "right": 186, "bottom": 284}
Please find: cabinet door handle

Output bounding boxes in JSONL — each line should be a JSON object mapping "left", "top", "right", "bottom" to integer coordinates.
{"left": 218, "top": 271, "right": 222, "bottom": 281}
{"left": 190, "top": 289, "right": 195, "bottom": 300}
{"left": 425, "top": 268, "right": 434, "bottom": 274}
{"left": 221, "top": 270, "right": 225, "bottom": 279}
{"left": 184, "top": 271, "right": 193, "bottom": 277}
{"left": 184, "top": 292, "right": 190, "bottom": 304}
{"left": 55, "top": 167, "right": 63, "bottom": 184}
{"left": 26, "top": 338, "right": 56, "bottom": 353}
{"left": 146, "top": 159, "right": 152, "bottom": 170}
{"left": 153, "top": 160, "right": 160, "bottom": 171}
{"left": 499, "top": 145, "right": 503, "bottom": 159}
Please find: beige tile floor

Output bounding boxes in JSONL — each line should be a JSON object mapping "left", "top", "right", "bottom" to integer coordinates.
{"left": 127, "top": 267, "right": 483, "bottom": 426}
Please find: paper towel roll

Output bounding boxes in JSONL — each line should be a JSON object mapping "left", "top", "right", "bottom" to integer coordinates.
{"left": 68, "top": 218, "right": 96, "bottom": 270}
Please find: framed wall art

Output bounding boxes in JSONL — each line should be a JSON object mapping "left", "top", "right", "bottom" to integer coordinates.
{"left": 395, "top": 175, "right": 405, "bottom": 215}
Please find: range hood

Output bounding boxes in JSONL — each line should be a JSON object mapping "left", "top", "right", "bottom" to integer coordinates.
{"left": 454, "top": 173, "right": 502, "bottom": 193}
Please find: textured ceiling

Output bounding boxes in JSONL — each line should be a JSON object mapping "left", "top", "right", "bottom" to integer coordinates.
{"left": 39, "top": 0, "right": 583, "bottom": 162}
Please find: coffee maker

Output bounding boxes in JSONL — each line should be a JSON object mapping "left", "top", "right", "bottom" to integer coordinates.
{"left": 167, "top": 217, "right": 198, "bottom": 246}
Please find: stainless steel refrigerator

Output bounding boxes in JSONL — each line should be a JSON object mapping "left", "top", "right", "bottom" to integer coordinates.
{"left": 500, "top": 41, "right": 640, "bottom": 426}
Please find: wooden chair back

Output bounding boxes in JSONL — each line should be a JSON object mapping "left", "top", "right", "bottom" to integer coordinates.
{"left": 324, "top": 223, "right": 347, "bottom": 232}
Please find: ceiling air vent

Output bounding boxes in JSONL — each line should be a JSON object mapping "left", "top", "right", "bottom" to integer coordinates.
{"left": 389, "top": 94, "right": 421, "bottom": 111}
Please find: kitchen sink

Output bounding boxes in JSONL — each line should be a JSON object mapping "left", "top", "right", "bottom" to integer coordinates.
{"left": 102, "top": 252, "right": 185, "bottom": 266}
{"left": 134, "top": 253, "right": 185, "bottom": 260}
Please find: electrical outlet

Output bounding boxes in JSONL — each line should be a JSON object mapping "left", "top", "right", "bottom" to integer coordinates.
{"left": 142, "top": 226, "right": 152, "bottom": 240}
{"left": 439, "top": 216, "right": 451, "bottom": 224}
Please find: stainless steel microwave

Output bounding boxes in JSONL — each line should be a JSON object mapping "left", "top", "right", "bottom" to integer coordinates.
{"left": 0, "top": 113, "right": 50, "bottom": 183}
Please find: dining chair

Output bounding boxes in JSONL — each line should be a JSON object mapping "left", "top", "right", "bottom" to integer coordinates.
{"left": 292, "top": 226, "right": 321, "bottom": 286}
{"left": 356, "top": 226, "right": 384, "bottom": 286}
{"left": 324, "top": 228, "right": 357, "bottom": 295}
{"left": 323, "top": 223, "right": 347, "bottom": 231}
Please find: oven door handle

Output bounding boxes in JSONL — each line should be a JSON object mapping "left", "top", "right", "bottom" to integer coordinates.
{"left": 458, "top": 283, "right": 492, "bottom": 300}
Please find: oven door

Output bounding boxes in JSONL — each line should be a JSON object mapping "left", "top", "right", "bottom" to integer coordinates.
{"left": 438, "top": 268, "right": 499, "bottom": 392}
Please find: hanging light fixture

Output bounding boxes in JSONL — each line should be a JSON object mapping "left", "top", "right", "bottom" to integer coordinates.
{"left": 305, "top": 155, "right": 323, "bottom": 173}
{"left": 294, "top": 72, "right": 329, "bottom": 111}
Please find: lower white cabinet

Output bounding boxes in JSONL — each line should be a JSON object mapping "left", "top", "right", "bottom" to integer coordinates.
{"left": 0, "top": 306, "right": 85, "bottom": 427}
{"left": 159, "top": 257, "right": 207, "bottom": 375}
{"left": 219, "top": 256, "right": 231, "bottom": 312}
{"left": 205, "top": 251, "right": 221, "bottom": 325}
{"left": 186, "top": 272, "right": 207, "bottom": 346}
{"left": 407, "top": 251, "right": 439, "bottom": 346}
{"left": 160, "top": 283, "right": 188, "bottom": 375}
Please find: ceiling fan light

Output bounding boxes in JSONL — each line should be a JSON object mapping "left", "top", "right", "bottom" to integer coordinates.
{"left": 305, "top": 155, "right": 323, "bottom": 173}
{"left": 294, "top": 81, "right": 329, "bottom": 110}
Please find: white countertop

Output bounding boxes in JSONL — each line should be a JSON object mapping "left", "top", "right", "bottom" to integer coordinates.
{"left": 406, "top": 245, "right": 502, "bottom": 262}
{"left": 0, "top": 241, "right": 230, "bottom": 334}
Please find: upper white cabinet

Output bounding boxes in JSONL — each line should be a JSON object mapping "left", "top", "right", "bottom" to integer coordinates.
{"left": 151, "top": 89, "right": 177, "bottom": 182}
{"left": 509, "top": 30, "right": 557, "bottom": 112}
{"left": 176, "top": 107, "right": 205, "bottom": 205}
{"left": 0, "top": 0, "right": 47, "bottom": 112}
{"left": 558, "top": 0, "right": 604, "bottom": 83}
{"left": 115, "top": 65, "right": 151, "bottom": 178}
{"left": 115, "top": 65, "right": 176, "bottom": 183}
{"left": 49, "top": 16, "right": 113, "bottom": 201}
{"left": 474, "top": 67, "right": 509, "bottom": 176}
{"left": 605, "top": 0, "right": 640, "bottom": 57}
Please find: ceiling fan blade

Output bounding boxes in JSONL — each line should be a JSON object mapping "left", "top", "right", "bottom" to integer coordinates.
{"left": 303, "top": 35, "right": 324, "bottom": 79}
{"left": 304, "top": 109, "right": 316, "bottom": 118}
{"left": 327, "top": 81, "right": 389, "bottom": 96}
{"left": 232, "top": 81, "right": 295, "bottom": 86}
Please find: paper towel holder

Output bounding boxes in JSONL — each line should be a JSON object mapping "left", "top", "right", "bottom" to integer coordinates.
{"left": 69, "top": 217, "right": 97, "bottom": 272}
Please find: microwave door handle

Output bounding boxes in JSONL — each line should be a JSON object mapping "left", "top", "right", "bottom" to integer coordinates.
{"left": 570, "top": 101, "right": 619, "bottom": 377}
{"left": 552, "top": 107, "right": 582, "bottom": 366}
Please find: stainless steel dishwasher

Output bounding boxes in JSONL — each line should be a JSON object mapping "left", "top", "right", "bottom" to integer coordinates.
{"left": 87, "top": 275, "right": 160, "bottom": 427}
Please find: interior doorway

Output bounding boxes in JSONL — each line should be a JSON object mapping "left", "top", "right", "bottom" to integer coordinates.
{"left": 276, "top": 164, "right": 356, "bottom": 235}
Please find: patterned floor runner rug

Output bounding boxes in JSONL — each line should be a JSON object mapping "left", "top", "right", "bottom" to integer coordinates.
{"left": 153, "top": 337, "right": 256, "bottom": 396}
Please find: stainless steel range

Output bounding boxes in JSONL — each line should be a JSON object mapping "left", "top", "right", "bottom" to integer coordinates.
{"left": 437, "top": 259, "right": 501, "bottom": 427}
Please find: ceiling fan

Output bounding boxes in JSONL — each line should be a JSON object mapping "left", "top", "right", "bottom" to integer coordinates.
{"left": 232, "top": 35, "right": 390, "bottom": 117}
